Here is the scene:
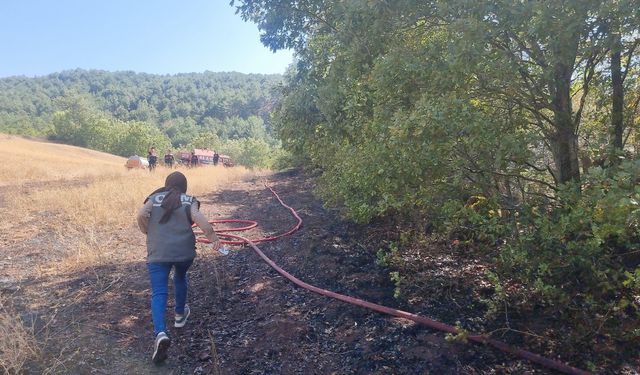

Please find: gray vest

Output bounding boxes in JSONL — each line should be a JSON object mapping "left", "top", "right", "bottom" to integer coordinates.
{"left": 146, "top": 192, "right": 197, "bottom": 263}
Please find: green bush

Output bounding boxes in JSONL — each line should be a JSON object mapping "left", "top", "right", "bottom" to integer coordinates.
{"left": 441, "top": 195, "right": 514, "bottom": 248}
{"left": 220, "top": 137, "right": 285, "bottom": 169}
{"left": 442, "top": 160, "right": 640, "bottom": 338}
{"left": 508, "top": 161, "right": 640, "bottom": 310}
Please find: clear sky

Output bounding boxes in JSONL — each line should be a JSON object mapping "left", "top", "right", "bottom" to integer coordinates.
{"left": 0, "top": 0, "right": 293, "bottom": 78}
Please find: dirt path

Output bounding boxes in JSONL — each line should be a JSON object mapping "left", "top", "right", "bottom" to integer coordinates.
{"left": 5, "top": 170, "right": 549, "bottom": 374}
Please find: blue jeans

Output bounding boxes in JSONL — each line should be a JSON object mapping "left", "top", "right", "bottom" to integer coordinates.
{"left": 147, "top": 260, "right": 193, "bottom": 336}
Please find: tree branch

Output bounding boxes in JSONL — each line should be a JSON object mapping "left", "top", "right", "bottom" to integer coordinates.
{"left": 623, "top": 94, "right": 640, "bottom": 147}
{"left": 508, "top": 31, "right": 548, "bottom": 68}
{"left": 622, "top": 39, "right": 639, "bottom": 82}
{"left": 573, "top": 51, "right": 599, "bottom": 131}
{"left": 462, "top": 166, "right": 557, "bottom": 191}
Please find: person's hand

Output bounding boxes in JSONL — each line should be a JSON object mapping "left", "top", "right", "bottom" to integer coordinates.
{"left": 210, "top": 239, "right": 221, "bottom": 251}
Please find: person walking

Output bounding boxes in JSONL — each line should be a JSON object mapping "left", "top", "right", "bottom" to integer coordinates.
{"left": 148, "top": 147, "right": 158, "bottom": 171}
{"left": 164, "top": 150, "right": 175, "bottom": 169}
{"left": 213, "top": 151, "right": 219, "bottom": 166}
{"left": 137, "top": 171, "right": 221, "bottom": 363}
{"left": 190, "top": 152, "right": 199, "bottom": 168}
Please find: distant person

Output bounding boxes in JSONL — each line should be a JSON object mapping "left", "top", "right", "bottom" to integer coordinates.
{"left": 137, "top": 171, "right": 221, "bottom": 363}
{"left": 164, "top": 151, "right": 175, "bottom": 169}
{"left": 190, "top": 152, "right": 199, "bottom": 167}
{"left": 213, "top": 151, "right": 219, "bottom": 166}
{"left": 180, "top": 152, "right": 190, "bottom": 167}
{"left": 148, "top": 147, "right": 158, "bottom": 171}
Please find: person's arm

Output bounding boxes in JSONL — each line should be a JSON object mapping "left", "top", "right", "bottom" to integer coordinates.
{"left": 191, "top": 204, "right": 221, "bottom": 250}
{"left": 136, "top": 199, "right": 153, "bottom": 234}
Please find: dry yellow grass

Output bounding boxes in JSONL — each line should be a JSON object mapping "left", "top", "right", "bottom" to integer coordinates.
{"left": 0, "top": 296, "right": 39, "bottom": 375}
{"left": 0, "top": 134, "right": 256, "bottom": 371}
{"left": 0, "top": 134, "right": 125, "bottom": 184}
{"left": 0, "top": 134, "right": 253, "bottom": 228}
{"left": 0, "top": 135, "right": 254, "bottom": 272}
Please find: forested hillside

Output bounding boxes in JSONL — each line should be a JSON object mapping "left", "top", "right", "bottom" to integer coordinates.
{"left": 234, "top": 0, "right": 640, "bottom": 370}
{"left": 0, "top": 69, "right": 285, "bottom": 166}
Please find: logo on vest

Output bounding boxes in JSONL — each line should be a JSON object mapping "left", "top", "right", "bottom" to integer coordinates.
{"left": 152, "top": 193, "right": 193, "bottom": 206}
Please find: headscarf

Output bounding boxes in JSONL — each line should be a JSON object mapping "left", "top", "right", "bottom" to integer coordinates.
{"left": 145, "top": 171, "right": 188, "bottom": 224}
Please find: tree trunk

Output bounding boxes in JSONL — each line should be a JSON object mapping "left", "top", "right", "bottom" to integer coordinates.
{"left": 551, "top": 62, "right": 581, "bottom": 184}
{"left": 611, "top": 32, "right": 624, "bottom": 151}
{"left": 551, "top": 126, "right": 581, "bottom": 184}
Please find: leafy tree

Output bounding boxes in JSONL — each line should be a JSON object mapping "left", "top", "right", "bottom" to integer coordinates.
{"left": 51, "top": 94, "right": 101, "bottom": 147}
{"left": 234, "top": 0, "right": 640, "bottom": 201}
{"left": 117, "top": 121, "right": 171, "bottom": 156}
{"left": 189, "top": 132, "right": 222, "bottom": 151}
{"left": 222, "top": 137, "right": 275, "bottom": 169}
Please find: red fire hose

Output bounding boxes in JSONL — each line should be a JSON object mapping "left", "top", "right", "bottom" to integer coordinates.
{"left": 195, "top": 185, "right": 591, "bottom": 375}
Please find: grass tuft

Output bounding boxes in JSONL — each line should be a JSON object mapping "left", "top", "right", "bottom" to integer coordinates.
{"left": 0, "top": 298, "right": 39, "bottom": 375}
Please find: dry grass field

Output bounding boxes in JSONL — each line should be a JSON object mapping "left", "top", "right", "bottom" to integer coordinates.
{"left": 0, "top": 134, "right": 255, "bottom": 373}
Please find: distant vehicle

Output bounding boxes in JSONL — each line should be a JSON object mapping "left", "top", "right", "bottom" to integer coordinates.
{"left": 125, "top": 155, "right": 149, "bottom": 169}
{"left": 176, "top": 149, "right": 234, "bottom": 167}
{"left": 193, "top": 148, "right": 215, "bottom": 165}
{"left": 218, "top": 154, "right": 234, "bottom": 167}
{"left": 177, "top": 152, "right": 191, "bottom": 166}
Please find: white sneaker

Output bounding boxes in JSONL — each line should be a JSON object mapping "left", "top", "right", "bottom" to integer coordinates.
{"left": 152, "top": 331, "right": 170, "bottom": 363}
{"left": 174, "top": 304, "right": 190, "bottom": 328}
